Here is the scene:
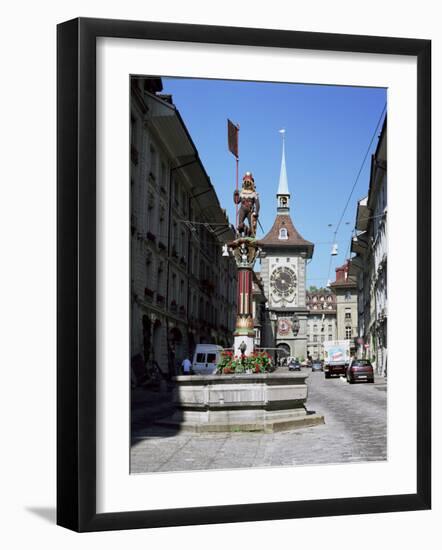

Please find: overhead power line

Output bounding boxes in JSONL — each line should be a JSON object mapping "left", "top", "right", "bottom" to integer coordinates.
{"left": 327, "top": 103, "right": 387, "bottom": 281}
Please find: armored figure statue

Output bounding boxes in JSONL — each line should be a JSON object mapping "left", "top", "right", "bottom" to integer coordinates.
{"left": 234, "top": 171, "right": 260, "bottom": 237}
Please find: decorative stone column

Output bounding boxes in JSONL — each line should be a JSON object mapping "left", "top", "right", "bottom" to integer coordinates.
{"left": 228, "top": 237, "right": 260, "bottom": 357}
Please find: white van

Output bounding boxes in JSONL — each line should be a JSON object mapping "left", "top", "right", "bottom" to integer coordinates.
{"left": 192, "top": 344, "right": 224, "bottom": 374}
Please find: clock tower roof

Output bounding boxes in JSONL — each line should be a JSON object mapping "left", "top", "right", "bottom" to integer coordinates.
{"left": 258, "top": 214, "right": 314, "bottom": 258}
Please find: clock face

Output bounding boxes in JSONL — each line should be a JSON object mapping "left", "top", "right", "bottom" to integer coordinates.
{"left": 270, "top": 266, "right": 297, "bottom": 297}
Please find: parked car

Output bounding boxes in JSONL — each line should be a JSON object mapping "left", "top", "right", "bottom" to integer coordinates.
{"left": 323, "top": 362, "right": 347, "bottom": 378}
{"left": 287, "top": 357, "right": 301, "bottom": 371}
{"left": 346, "top": 359, "right": 374, "bottom": 383}
{"left": 311, "top": 361, "right": 323, "bottom": 372}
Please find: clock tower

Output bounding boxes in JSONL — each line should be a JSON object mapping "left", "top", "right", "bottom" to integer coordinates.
{"left": 259, "top": 130, "right": 314, "bottom": 361}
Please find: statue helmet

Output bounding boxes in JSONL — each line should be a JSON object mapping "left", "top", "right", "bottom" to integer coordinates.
{"left": 243, "top": 171, "right": 254, "bottom": 183}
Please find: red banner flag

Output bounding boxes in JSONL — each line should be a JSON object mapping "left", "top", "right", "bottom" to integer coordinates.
{"left": 227, "top": 119, "right": 239, "bottom": 158}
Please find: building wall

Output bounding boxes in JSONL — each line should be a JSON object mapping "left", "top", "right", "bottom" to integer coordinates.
{"left": 306, "top": 290, "right": 337, "bottom": 359}
{"left": 351, "top": 120, "right": 387, "bottom": 375}
{"left": 334, "top": 287, "right": 358, "bottom": 342}
{"left": 130, "top": 79, "right": 236, "bottom": 378}
{"left": 371, "top": 168, "right": 387, "bottom": 374}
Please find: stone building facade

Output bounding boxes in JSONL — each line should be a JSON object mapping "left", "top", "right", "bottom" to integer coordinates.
{"left": 306, "top": 290, "right": 337, "bottom": 360}
{"left": 350, "top": 118, "right": 387, "bottom": 375}
{"left": 330, "top": 261, "right": 358, "bottom": 355}
{"left": 259, "top": 133, "right": 314, "bottom": 361}
{"left": 252, "top": 273, "right": 267, "bottom": 350}
{"left": 130, "top": 77, "right": 237, "bottom": 379}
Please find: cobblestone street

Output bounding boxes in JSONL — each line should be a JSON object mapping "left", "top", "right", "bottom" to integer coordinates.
{"left": 130, "top": 370, "right": 387, "bottom": 473}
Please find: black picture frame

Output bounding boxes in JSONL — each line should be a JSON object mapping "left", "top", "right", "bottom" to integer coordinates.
{"left": 57, "top": 17, "right": 431, "bottom": 532}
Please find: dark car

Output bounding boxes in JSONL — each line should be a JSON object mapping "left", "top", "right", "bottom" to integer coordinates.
{"left": 324, "top": 363, "right": 347, "bottom": 378}
{"left": 287, "top": 358, "right": 301, "bottom": 371}
{"left": 311, "top": 362, "right": 322, "bottom": 372}
{"left": 346, "top": 359, "right": 374, "bottom": 383}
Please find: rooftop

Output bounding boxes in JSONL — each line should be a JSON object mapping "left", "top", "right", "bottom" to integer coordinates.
{"left": 258, "top": 215, "right": 314, "bottom": 257}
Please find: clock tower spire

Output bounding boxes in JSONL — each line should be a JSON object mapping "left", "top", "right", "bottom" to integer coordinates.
{"left": 277, "top": 129, "right": 290, "bottom": 214}
{"left": 259, "top": 128, "right": 314, "bottom": 362}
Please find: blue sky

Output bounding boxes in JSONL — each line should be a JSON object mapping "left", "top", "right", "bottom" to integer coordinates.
{"left": 162, "top": 77, "right": 386, "bottom": 288}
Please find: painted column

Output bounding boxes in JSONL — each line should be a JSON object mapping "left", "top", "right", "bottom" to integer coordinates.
{"left": 229, "top": 238, "right": 260, "bottom": 357}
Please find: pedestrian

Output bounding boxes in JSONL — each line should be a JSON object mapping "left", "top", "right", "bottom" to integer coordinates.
{"left": 181, "top": 357, "right": 192, "bottom": 375}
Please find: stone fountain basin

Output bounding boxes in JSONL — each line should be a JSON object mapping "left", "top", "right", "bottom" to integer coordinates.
{"left": 159, "top": 372, "right": 324, "bottom": 433}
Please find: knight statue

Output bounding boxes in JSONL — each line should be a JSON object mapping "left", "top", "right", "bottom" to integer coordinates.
{"left": 234, "top": 171, "right": 260, "bottom": 237}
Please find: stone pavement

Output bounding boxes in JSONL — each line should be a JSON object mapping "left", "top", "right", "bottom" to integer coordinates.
{"left": 130, "top": 369, "right": 387, "bottom": 473}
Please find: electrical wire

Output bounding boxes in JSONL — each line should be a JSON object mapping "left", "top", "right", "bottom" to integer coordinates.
{"left": 326, "top": 103, "right": 387, "bottom": 281}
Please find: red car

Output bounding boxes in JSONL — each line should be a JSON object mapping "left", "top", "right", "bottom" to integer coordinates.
{"left": 346, "top": 359, "right": 374, "bottom": 384}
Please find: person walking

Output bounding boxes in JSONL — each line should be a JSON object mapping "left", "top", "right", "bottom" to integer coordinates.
{"left": 181, "top": 357, "right": 192, "bottom": 375}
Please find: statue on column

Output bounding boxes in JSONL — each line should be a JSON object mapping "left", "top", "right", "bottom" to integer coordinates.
{"left": 234, "top": 171, "right": 260, "bottom": 237}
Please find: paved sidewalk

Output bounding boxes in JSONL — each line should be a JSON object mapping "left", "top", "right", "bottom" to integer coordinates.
{"left": 130, "top": 371, "right": 387, "bottom": 473}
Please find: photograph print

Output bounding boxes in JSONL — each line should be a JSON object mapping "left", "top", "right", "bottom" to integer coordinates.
{"left": 130, "top": 75, "right": 387, "bottom": 474}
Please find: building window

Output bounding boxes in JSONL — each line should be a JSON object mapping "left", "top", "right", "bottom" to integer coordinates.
{"left": 131, "top": 114, "right": 136, "bottom": 145}
{"left": 345, "top": 326, "right": 352, "bottom": 339}
{"left": 345, "top": 291, "right": 351, "bottom": 300}
{"left": 345, "top": 308, "right": 351, "bottom": 320}
{"left": 279, "top": 196, "right": 288, "bottom": 208}
{"left": 279, "top": 228, "right": 288, "bottom": 240}
{"left": 149, "top": 145, "right": 157, "bottom": 181}
{"left": 172, "top": 273, "right": 177, "bottom": 302}
{"left": 160, "top": 161, "right": 167, "bottom": 190}
{"left": 180, "top": 279, "right": 184, "bottom": 305}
